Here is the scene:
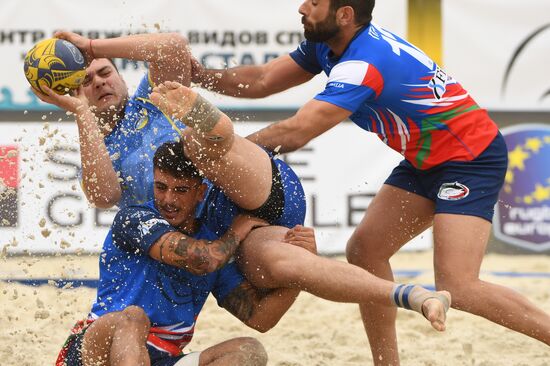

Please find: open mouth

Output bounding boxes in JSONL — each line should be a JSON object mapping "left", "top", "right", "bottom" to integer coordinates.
{"left": 98, "top": 93, "right": 113, "bottom": 101}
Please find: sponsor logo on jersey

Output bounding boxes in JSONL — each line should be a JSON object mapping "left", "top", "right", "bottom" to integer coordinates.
{"left": 437, "top": 182, "right": 470, "bottom": 200}
{"left": 327, "top": 82, "right": 345, "bottom": 89}
{"left": 429, "top": 67, "right": 448, "bottom": 100}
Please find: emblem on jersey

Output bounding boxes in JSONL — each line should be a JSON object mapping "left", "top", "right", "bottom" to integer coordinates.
{"left": 134, "top": 109, "right": 149, "bottom": 130}
{"left": 138, "top": 217, "right": 169, "bottom": 236}
{"left": 437, "top": 182, "right": 470, "bottom": 201}
{"left": 429, "top": 67, "right": 448, "bottom": 100}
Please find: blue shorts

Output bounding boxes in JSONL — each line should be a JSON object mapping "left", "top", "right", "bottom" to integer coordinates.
{"left": 271, "top": 158, "right": 307, "bottom": 227}
{"left": 384, "top": 132, "right": 508, "bottom": 222}
{"left": 199, "top": 157, "right": 306, "bottom": 235}
{"left": 59, "top": 326, "right": 190, "bottom": 366}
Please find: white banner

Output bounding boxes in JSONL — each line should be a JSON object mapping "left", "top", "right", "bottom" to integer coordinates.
{"left": 0, "top": 120, "right": 432, "bottom": 255}
{"left": 443, "top": 0, "right": 550, "bottom": 110}
{"left": 0, "top": 0, "right": 406, "bottom": 111}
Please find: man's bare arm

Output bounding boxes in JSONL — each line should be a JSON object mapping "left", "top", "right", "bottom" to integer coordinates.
{"left": 221, "top": 282, "right": 300, "bottom": 333}
{"left": 193, "top": 55, "right": 314, "bottom": 98}
{"left": 76, "top": 108, "right": 121, "bottom": 207}
{"left": 149, "top": 230, "right": 240, "bottom": 275}
{"left": 247, "top": 99, "right": 353, "bottom": 153}
{"left": 222, "top": 225, "right": 318, "bottom": 332}
{"left": 149, "top": 214, "right": 267, "bottom": 275}
{"left": 55, "top": 31, "right": 192, "bottom": 87}
{"left": 32, "top": 86, "right": 121, "bottom": 208}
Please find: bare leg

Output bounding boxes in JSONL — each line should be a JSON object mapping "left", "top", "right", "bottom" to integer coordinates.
{"left": 183, "top": 130, "right": 273, "bottom": 210}
{"left": 151, "top": 82, "right": 272, "bottom": 210}
{"left": 199, "top": 337, "right": 268, "bottom": 366}
{"left": 434, "top": 214, "right": 550, "bottom": 345}
{"left": 82, "top": 306, "right": 151, "bottom": 366}
{"left": 345, "top": 184, "right": 435, "bottom": 366}
{"left": 237, "top": 225, "right": 449, "bottom": 331}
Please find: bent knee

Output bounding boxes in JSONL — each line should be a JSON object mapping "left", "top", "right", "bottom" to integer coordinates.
{"left": 120, "top": 306, "right": 151, "bottom": 329}
{"left": 238, "top": 337, "right": 268, "bottom": 366}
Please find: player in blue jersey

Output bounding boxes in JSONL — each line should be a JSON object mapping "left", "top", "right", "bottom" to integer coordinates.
{"left": 55, "top": 142, "right": 301, "bottom": 366}
{"left": 56, "top": 140, "right": 449, "bottom": 366}
{"left": 191, "top": 0, "right": 550, "bottom": 363}
{"left": 32, "top": 30, "right": 192, "bottom": 208}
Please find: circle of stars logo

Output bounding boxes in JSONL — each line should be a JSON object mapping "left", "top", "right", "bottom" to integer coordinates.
{"left": 505, "top": 134, "right": 550, "bottom": 205}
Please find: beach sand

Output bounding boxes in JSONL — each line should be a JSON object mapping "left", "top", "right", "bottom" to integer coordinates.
{"left": 1, "top": 252, "right": 549, "bottom": 365}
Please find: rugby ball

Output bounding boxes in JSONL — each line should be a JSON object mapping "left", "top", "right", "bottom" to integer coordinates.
{"left": 24, "top": 38, "right": 86, "bottom": 95}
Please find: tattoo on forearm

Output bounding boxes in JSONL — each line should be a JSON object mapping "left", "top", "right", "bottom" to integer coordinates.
{"left": 221, "top": 281, "right": 260, "bottom": 322}
{"left": 158, "top": 232, "right": 177, "bottom": 264}
{"left": 166, "top": 231, "right": 240, "bottom": 274}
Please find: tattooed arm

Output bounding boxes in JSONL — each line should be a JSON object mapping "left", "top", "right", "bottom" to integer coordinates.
{"left": 149, "top": 214, "right": 267, "bottom": 275}
{"left": 221, "top": 281, "right": 300, "bottom": 333}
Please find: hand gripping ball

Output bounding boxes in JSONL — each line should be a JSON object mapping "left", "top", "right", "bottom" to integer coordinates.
{"left": 24, "top": 38, "right": 86, "bottom": 95}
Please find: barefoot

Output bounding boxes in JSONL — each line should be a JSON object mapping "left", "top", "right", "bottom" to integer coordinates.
{"left": 421, "top": 291, "right": 451, "bottom": 332}
{"left": 150, "top": 82, "right": 196, "bottom": 120}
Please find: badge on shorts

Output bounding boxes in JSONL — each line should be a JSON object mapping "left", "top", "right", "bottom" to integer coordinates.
{"left": 437, "top": 182, "right": 470, "bottom": 200}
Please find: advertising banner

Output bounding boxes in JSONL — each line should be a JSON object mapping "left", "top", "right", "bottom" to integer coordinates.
{"left": 494, "top": 124, "right": 550, "bottom": 252}
{"left": 0, "top": 120, "right": 431, "bottom": 255}
{"left": 443, "top": 0, "right": 550, "bottom": 111}
{"left": 0, "top": 0, "right": 406, "bottom": 111}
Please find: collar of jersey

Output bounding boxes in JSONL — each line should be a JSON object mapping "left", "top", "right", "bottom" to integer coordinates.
{"left": 327, "top": 23, "right": 370, "bottom": 63}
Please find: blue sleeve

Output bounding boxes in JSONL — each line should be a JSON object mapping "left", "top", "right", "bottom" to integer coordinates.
{"left": 315, "top": 84, "right": 375, "bottom": 113}
{"left": 289, "top": 40, "right": 323, "bottom": 75}
{"left": 133, "top": 73, "right": 154, "bottom": 99}
{"left": 211, "top": 260, "right": 245, "bottom": 305}
{"left": 111, "top": 205, "right": 176, "bottom": 254}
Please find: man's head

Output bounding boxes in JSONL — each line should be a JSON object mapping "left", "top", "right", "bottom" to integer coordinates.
{"left": 81, "top": 58, "right": 128, "bottom": 118}
{"left": 299, "top": 0, "right": 374, "bottom": 42}
{"left": 153, "top": 141, "right": 206, "bottom": 229}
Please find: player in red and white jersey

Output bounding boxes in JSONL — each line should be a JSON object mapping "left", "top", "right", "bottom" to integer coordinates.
{"left": 191, "top": 0, "right": 550, "bottom": 363}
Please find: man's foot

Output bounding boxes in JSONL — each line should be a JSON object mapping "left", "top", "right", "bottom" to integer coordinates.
{"left": 391, "top": 284, "right": 451, "bottom": 331}
{"left": 421, "top": 291, "right": 451, "bottom": 331}
{"left": 150, "top": 81, "right": 196, "bottom": 120}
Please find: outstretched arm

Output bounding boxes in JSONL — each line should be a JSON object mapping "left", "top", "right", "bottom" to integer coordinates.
{"left": 55, "top": 31, "right": 192, "bottom": 86}
{"left": 222, "top": 282, "right": 300, "bottom": 333}
{"left": 149, "top": 215, "right": 267, "bottom": 275}
{"left": 247, "top": 98, "right": 352, "bottom": 153}
{"left": 192, "top": 54, "right": 314, "bottom": 98}
{"left": 222, "top": 225, "right": 318, "bottom": 332}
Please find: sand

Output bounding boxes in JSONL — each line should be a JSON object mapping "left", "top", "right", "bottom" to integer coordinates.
{"left": 1, "top": 252, "right": 549, "bottom": 366}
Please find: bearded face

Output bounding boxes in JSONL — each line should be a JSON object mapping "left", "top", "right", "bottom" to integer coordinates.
{"left": 302, "top": 8, "right": 341, "bottom": 42}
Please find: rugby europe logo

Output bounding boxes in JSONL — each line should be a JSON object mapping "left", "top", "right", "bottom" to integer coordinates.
{"left": 437, "top": 182, "right": 470, "bottom": 201}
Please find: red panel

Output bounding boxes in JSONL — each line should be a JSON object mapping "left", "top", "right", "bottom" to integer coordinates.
{"left": 0, "top": 145, "right": 18, "bottom": 188}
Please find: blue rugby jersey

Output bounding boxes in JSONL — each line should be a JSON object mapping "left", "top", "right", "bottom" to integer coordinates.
{"left": 104, "top": 74, "right": 187, "bottom": 208}
{"left": 89, "top": 200, "right": 244, "bottom": 354}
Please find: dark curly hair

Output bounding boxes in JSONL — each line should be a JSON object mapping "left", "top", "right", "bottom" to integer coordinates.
{"left": 153, "top": 141, "right": 202, "bottom": 179}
